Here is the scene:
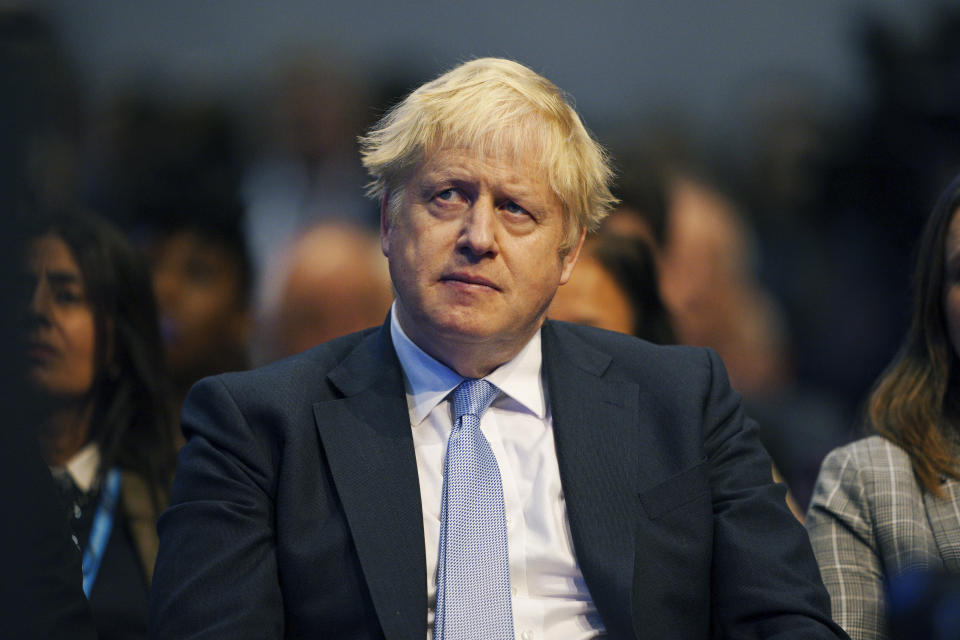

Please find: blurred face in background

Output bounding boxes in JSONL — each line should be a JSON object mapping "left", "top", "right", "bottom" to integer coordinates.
{"left": 26, "top": 234, "right": 97, "bottom": 401}
{"left": 943, "top": 207, "right": 960, "bottom": 359}
{"left": 548, "top": 254, "right": 634, "bottom": 335}
{"left": 268, "top": 224, "right": 393, "bottom": 359}
{"left": 659, "top": 176, "right": 746, "bottom": 348}
{"left": 149, "top": 230, "right": 249, "bottom": 381}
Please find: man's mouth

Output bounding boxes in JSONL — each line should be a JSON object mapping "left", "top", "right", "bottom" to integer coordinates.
{"left": 441, "top": 273, "right": 500, "bottom": 290}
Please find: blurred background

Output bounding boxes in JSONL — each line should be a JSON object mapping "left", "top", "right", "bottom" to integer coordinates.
{"left": 6, "top": 0, "right": 960, "bottom": 508}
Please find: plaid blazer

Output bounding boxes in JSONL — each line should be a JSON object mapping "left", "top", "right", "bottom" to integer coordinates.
{"left": 806, "top": 435, "right": 960, "bottom": 640}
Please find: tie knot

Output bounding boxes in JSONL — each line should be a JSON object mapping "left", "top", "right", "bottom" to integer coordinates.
{"left": 453, "top": 378, "right": 500, "bottom": 421}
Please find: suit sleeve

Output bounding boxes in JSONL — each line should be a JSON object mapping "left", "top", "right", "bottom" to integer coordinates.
{"left": 805, "top": 446, "right": 887, "bottom": 640}
{"left": 149, "top": 376, "right": 284, "bottom": 639}
{"left": 700, "top": 349, "right": 849, "bottom": 639}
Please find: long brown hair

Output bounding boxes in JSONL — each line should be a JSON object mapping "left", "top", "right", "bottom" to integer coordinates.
{"left": 869, "top": 174, "right": 960, "bottom": 496}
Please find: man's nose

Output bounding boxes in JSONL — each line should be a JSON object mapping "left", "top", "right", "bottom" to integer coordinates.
{"left": 459, "top": 199, "right": 498, "bottom": 257}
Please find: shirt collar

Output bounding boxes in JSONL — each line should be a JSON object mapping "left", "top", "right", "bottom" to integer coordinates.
{"left": 390, "top": 303, "right": 547, "bottom": 426}
{"left": 56, "top": 441, "right": 100, "bottom": 493}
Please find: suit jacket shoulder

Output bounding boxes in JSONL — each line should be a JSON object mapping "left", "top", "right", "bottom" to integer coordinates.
{"left": 152, "top": 323, "right": 422, "bottom": 640}
{"left": 178, "top": 326, "right": 390, "bottom": 467}
{"left": 543, "top": 321, "right": 749, "bottom": 483}
{"left": 543, "top": 319, "right": 707, "bottom": 378}
{"left": 808, "top": 436, "right": 942, "bottom": 572}
{"left": 212, "top": 326, "right": 383, "bottom": 405}
{"left": 542, "top": 321, "right": 720, "bottom": 419}
{"left": 806, "top": 435, "right": 957, "bottom": 639}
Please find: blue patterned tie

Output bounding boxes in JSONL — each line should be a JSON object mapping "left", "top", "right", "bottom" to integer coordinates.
{"left": 435, "top": 378, "right": 514, "bottom": 640}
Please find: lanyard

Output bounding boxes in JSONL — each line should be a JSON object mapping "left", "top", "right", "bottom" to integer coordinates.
{"left": 81, "top": 468, "right": 121, "bottom": 598}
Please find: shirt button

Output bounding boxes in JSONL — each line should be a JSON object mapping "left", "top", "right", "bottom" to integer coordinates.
{"left": 505, "top": 515, "right": 512, "bottom": 526}
{"left": 511, "top": 586, "right": 518, "bottom": 597}
{"left": 521, "top": 630, "right": 533, "bottom": 640}
{"left": 74, "top": 503, "right": 82, "bottom": 519}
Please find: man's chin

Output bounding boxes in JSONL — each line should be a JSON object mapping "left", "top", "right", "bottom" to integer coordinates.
{"left": 432, "top": 318, "right": 500, "bottom": 343}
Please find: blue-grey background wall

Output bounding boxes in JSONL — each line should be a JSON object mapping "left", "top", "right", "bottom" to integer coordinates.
{"left": 41, "top": 0, "right": 942, "bottom": 134}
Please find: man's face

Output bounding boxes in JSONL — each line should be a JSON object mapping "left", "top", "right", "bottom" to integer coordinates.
{"left": 382, "top": 147, "right": 583, "bottom": 374}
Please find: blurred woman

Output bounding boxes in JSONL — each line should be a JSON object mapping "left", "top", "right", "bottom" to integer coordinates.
{"left": 548, "top": 231, "right": 675, "bottom": 344}
{"left": 26, "top": 209, "right": 176, "bottom": 640}
{"left": 806, "top": 173, "right": 960, "bottom": 640}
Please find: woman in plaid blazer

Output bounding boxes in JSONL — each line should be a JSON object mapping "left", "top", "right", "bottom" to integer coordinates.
{"left": 806, "top": 173, "right": 960, "bottom": 640}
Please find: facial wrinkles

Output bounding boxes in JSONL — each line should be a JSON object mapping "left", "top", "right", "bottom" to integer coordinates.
{"left": 447, "top": 145, "right": 556, "bottom": 207}
{"left": 385, "top": 145, "right": 577, "bottom": 376}
{"left": 415, "top": 136, "right": 578, "bottom": 241}
{"left": 420, "top": 156, "right": 555, "bottom": 262}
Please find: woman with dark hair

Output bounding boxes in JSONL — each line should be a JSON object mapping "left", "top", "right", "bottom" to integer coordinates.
{"left": 25, "top": 209, "right": 176, "bottom": 639}
{"left": 806, "top": 173, "right": 960, "bottom": 640}
{"left": 548, "top": 231, "right": 676, "bottom": 344}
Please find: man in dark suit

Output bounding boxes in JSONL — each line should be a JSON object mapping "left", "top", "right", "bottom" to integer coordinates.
{"left": 150, "top": 58, "right": 846, "bottom": 639}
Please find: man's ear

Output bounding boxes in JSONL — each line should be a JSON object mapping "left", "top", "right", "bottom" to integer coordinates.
{"left": 380, "top": 193, "right": 392, "bottom": 258}
{"left": 559, "top": 227, "right": 587, "bottom": 285}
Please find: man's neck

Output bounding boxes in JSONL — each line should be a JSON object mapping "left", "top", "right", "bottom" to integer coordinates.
{"left": 432, "top": 345, "right": 516, "bottom": 379}
{"left": 392, "top": 304, "right": 542, "bottom": 379}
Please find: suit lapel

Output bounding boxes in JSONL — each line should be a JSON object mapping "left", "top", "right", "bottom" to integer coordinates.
{"left": 542, "top": 322, "right": 642, "bottom": 638}
{"left": 314, "top": 323, "right": 426, "bottom": 640}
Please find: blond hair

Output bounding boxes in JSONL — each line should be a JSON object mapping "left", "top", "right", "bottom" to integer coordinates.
{"left": 359, "top": 57, "right": 617, "bottom": 250}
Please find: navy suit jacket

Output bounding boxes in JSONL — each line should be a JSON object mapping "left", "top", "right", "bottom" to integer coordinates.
{"left": 150, "top": 319, "right": 846, "bottom": 639}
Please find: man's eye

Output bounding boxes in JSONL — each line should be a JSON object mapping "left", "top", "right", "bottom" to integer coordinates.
{"left": 435, "top": 188, "right": 457, "bottom": 201}
{"left": 503, "top": 201, "right": 528, "bottom": 216}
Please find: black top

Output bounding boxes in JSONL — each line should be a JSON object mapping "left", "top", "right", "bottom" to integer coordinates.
{"left": 70, "top": 476, "right": 149, "bottom": 640}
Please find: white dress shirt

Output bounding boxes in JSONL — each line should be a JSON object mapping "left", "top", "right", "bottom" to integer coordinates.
{"left": 51, "top": 441, "right": 100, "bottom": 492}
{"left": 390, "top": 309, "right": 606, "bottom": 640}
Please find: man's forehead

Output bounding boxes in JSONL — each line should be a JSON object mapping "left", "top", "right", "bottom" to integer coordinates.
{"left": 418, "top": 146, "right": 551, "bottom": 188}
